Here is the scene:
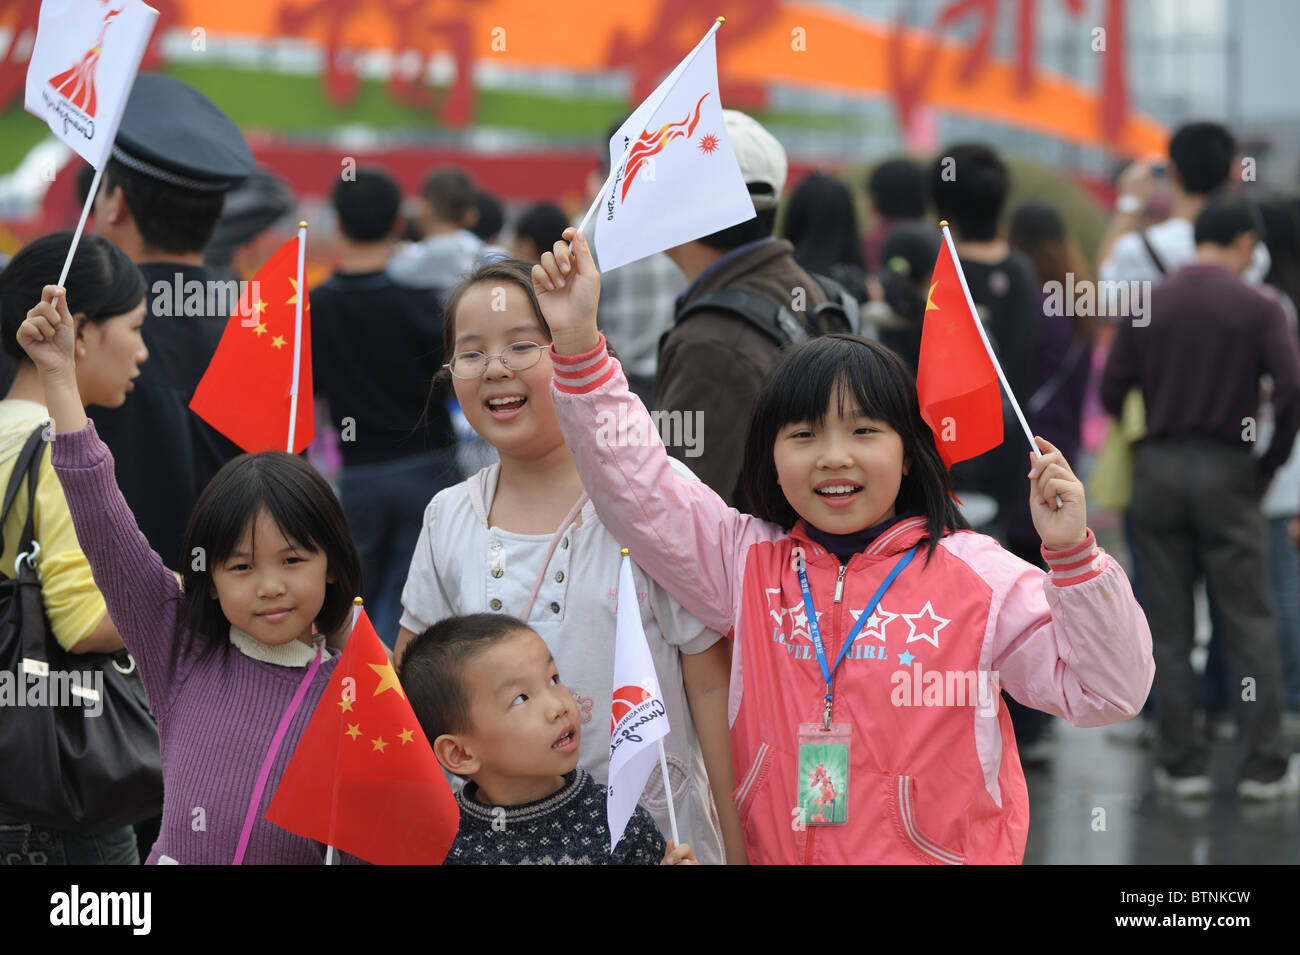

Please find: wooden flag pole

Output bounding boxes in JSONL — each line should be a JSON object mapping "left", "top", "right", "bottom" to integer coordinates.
{"left": 51, "top": 165, "right": 104, "bottom": 312}
{"left": 287, "top": 221, "right": 308, "bottom": 453}
{"left": 574, "top": 16, "right": 726, "bottom": 242}
{"left": 940, "top": 221, "right": 1061, "bottom": 508}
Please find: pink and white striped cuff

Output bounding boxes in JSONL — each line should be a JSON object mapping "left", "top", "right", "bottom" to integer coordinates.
{"left": 1041, "top": 529, "right": 1105, "bottom": 586}
{"left": 551, "top": 334, "right": 615, "bottom": 394}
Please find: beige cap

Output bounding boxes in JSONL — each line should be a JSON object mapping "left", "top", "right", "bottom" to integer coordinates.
{"left": 723, "top": 109, "right": 787, "bottom": 211}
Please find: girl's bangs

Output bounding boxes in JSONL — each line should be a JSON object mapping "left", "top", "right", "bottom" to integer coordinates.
{"left": 767, "top": 338, "right": 907, "bottom": 432}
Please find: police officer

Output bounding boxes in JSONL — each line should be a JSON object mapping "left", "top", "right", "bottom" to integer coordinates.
{"left": 91, "top": 73, "right": 255, "bottom": 567}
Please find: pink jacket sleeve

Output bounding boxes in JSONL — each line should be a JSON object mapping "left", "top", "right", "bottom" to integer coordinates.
{"left": 549, "top": 336, "right": 782, "bottom": 636}
{"left": 945, "top": 530, "right": 1155, "bottom": 727}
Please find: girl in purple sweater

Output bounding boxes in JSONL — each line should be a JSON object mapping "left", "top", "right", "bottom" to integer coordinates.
{"left": 19, "top": 286, "right": 363, "bottom": 864}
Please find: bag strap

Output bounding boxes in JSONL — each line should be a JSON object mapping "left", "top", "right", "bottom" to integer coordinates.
{"left": 1026, "top": 339, "right": 1087, "bottom": 417}
{"left": 1138, "top": 230, "right": 1168, "bottom": 276}
{"left": 0, "top": 427, "right": 50, "bottom": 565}
{"left": 677, "top": 288, "right": 809, "bottom": 346}
{"left": 806, "top": 271, "right": 860, "bottom": 335}
{"left": 677, "top": 274, "right": 859, "bottom": 345}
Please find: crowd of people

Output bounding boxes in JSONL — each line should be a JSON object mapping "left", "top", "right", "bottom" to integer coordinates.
{"left": 0, "top": 70, "right": 1296, "bottom": 866}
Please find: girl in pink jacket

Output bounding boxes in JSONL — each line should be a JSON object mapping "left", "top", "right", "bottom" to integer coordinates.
{"left": 537, "top": 229, "right": 1153, "bottom": 865}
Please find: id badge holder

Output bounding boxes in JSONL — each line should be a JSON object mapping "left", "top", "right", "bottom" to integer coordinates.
{"left": 797, "top": 722, "right": 851, "bottom": 826}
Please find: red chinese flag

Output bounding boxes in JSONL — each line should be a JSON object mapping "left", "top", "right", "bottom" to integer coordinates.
{"left": 915, "top": 238, "right": 1003, "bottom": 469}
{"left": 189, "top": 234, "right": 314, "bottom": 453}
{"left": 265, "top": 607, "right": 459, "bottom": 865}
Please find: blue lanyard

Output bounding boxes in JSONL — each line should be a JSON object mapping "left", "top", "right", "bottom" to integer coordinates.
{"left": 795, "top": 544, "right": 918, "bottom": 729}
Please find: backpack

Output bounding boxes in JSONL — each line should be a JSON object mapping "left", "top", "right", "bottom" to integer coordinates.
{"left": 675, "top": 271, "right": 859, "bottom": 346}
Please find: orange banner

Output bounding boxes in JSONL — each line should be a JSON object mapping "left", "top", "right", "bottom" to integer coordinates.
{"left": 0, "top": 0, "right": 1165, "bottom": 155}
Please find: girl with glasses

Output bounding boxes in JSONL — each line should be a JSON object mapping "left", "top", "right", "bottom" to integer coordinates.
{"left": 394, "top": 259, "right": 743, "bottom": 864}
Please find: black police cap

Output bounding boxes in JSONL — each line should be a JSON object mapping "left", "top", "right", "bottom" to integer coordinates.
{"left": 110, "top": 73, "right": 254, "bottom": 193}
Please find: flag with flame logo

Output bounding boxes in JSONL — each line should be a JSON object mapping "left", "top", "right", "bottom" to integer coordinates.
{"left": 24, "top": 0, "right": 159, "bottom": 169}
{"left": 595, "top": 25, "right": 753, "bottom": 272}
{"left": 607, "top": 551, "right": 671, "bottom": 851}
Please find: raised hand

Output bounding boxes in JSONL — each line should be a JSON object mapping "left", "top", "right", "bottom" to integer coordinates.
{"left": 1027, "top": 436, "right": 1087, "bottom": 551}
{"left": 17, "top": 285, "right": 89, "bottom": 435}
{"left": 532, "top": 227, "right": 601, "bottom": 356}
{"left": 19, "top": 285, "right": 78, "bottom": 378}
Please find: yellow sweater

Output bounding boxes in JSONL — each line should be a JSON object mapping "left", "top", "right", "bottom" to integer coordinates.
{"left": 0, "top": 400, "right": 107, "bottom": 650}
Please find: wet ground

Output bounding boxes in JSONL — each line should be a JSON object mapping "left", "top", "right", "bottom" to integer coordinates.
{"left": 1023, "top": 721, "right": 1300, "bottom": 864}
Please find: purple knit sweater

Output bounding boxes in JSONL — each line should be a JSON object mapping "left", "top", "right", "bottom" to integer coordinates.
{"left": 52, "top": 421, "right": 346, "bottom": 865}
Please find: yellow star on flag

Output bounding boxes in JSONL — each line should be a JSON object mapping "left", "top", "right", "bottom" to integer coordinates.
{"left": 371, "top": 736, "right": 388, "bottom": 753}
{"left": 397, "top": 728, "right": 414, "bottom": 745}
{"left": 344, "top": 723, "right": 362, "bottom": 740}
{"left": 337, "top": 698, "right": 354, "bottom": 713}
{"left": 926, "top": 282, "right": 939, "bottom": 312}
{"left": 369, "top": 660, "right": 406, "bottom": 699}
{"left": 255, "top": 299, "right": 268, "bottom": 314}
{"left": 271, "top": 335, "right": 287, "bottom": 349}
{"left": 253, "top": 322, "right": 267, "bottom": 336}
{"left": 285, "top": 278, "right": 310, "bottom": 310}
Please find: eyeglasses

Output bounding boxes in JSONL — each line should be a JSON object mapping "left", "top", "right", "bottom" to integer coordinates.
{"left": 444, "top": 342, "right": 546, "bottom": 379}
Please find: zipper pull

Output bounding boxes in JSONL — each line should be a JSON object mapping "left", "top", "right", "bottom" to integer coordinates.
{"left": 833, "top": 564, "right": 847, "bottom": 603}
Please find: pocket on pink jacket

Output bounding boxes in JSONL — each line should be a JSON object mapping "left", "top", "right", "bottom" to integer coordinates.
{"left": 732, "top": 741, "right": 773, "bottom": 824}
{"left": 886, "top": 774, "right": 965, "bottom": 865}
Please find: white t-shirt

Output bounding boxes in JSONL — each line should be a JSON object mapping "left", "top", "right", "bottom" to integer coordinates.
{"left": 1099, "top": 216, "right": 1271, "bottom": 285}
{"left": 400, "top": 460, "right": 725, "bottom": 863}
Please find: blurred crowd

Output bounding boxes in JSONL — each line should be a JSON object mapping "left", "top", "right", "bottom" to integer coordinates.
{"left": 2, "top": 71, "right": 1298, "bottom": 865}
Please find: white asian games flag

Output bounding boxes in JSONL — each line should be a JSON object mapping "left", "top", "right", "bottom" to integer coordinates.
{"left": 607, "top": 552, "right": 672, "bottom": 851}
{"left": 24, "top": 0, "right": 159, "bottom": 169}
{"left": 595, "top": 25, "right": 754, "bottom": 272}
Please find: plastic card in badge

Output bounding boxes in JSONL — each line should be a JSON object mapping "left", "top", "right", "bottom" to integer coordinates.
{"left": 797, "top": 721, "right": 850, "bottom": 826}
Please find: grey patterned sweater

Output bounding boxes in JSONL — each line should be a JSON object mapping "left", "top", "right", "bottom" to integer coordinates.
{"left": 445, "top": 769, "right": 665, "bottom": 865}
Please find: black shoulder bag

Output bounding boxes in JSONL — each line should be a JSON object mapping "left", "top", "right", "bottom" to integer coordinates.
{"left": 0, "top": 427, "right": 162, "bottom": 832}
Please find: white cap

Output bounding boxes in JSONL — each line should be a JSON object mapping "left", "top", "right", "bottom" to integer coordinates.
{"left": 723, "top": 109, "right": 787, "bottom": 211}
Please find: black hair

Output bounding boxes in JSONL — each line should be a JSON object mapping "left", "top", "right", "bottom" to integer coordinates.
{"left": 420, "top": 167, "right": 476, "bottom": 225}
{"left": 741, "top": 335, "right": 969, "bottom": 557}
{"left": 1193, "top": 196, "right": 1258, "bottom": 247}
{"left": 928, "top": 143, "right": 1009, "bottom": 242}
{"left": 512, "top": 203, "right": 571, "bottom": 259}
{"left": 471, "top": 190, "right": 505, "bottom": 243}
{"left": 698, "top": 184, "right": 775, "bottom": 251}
{"left": 399, "top": 613, "right": 533, "bottom": 742}
{"left": 783, "top": 172, "right": 863, "bottom": 275}
{"left": 0, "top": 232, "right": 146, "bottom": 363}
{"left": 1259, "top": 197, "right": 1300, "bottom": 307}
{"left": 331, "top": 167, "right": 402, "bottom": 242}
{"left": 177, "top": 452, "right": 362, "bottom": 658}
{"left": 868, "top": 159, "right": 927, "bottom": 219}
{"left": 1009, "top": 200, "right": 1096, "bottom": 346}
{"left": 1168, "top": 121, "right": 1235, "bottom": 196}
{"left": 102, "top": 158, "right": 225, "bottom": 255}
